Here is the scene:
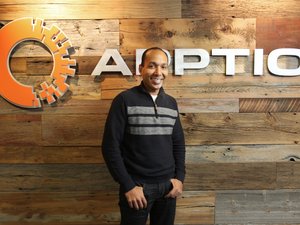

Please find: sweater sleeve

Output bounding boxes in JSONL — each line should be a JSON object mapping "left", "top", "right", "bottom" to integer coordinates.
{"left": 172, "top": 105, "right": 186, "bottom": 183}
{"left": 101, "top": 94, "right": 135, "bottom": 192}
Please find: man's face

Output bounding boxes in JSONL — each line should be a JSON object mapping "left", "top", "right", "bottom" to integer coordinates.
{"left": 139, "top": 49, "right": 168, "bottom": 95}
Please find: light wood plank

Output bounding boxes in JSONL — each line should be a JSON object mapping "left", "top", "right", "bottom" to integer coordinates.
{"left": 0, "top": 1, "right": 181, "bottom": 20}
{"left": 186, "top": 145, "right": 300, "bottom": 163}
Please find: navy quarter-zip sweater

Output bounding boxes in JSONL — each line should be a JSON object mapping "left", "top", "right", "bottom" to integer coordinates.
{"left": 102, "top": 82, "right": 186, "bottom": 192}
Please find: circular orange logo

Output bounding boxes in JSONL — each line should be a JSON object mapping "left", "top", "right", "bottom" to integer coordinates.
{"left": 0, "top": 17, "right": 76, "bottom": 108}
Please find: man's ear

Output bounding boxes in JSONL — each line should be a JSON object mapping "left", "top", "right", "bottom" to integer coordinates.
{"left": 139, "top": 64, "right": 143, "bottom": 74}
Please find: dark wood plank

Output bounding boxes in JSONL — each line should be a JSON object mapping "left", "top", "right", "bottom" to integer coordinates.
{"left": 0, "top": 146, "right": 103, "bottom": 164}
{"left": 240, "top": 98, "right": 300, "bottom": 113}
{"left": 185, "top": 163, "right": 277, "bottom": 190}
{"left": 42, "top": 114, "right": 106, "bottom": 146}
{"left": 0, "top": 114, "right": 42, "bottom": 146}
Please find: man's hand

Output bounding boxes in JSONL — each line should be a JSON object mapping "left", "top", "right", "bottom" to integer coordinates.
{"left": 165, "top": 179, "right": 183, "bottom": 198}
{"left": 125, "top": 186, "right": 147, "bottom": 210}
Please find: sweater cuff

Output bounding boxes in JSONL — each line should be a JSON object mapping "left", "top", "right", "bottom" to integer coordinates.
{"left": 122, "top": 179, "right": 136, "bottom": 193}
{"left": 176, "top": 172, "right": 185, "bottom": 183}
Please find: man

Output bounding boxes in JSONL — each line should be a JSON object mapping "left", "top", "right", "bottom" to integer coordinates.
{"left": 102, "top": 47, "right": 186, "bottom": 225}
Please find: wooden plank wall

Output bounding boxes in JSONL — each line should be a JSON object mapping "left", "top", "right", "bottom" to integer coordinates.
{"left": 0, "top": 0, "right": 300, "bottom": 224}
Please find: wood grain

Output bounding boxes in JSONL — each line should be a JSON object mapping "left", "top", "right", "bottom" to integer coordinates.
{"left": 0, "top": 1, "right": 181, "bottom": 20}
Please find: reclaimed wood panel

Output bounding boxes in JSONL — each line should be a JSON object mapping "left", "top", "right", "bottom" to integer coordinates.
{"left": 120, "top": 18, "right": 255, "bottom": 55}
{"left": 0, "top": 0, "right": 181, "bottom": 20}
{"left": 182, "top": 0, "right": 300, "bottom": 18}
{"left": 0, "top": 164, "right": 116, "bottom": 192}
{"left": 240, "top": 98, "right": 300, "bottom": 113}
{"left": 186, "top": 145, "right": 300, "bottom": 163}
{"left": 257, "top": 18, "right": 300, "bottom": 54}
{"left": 215, "top": 189, "right": 300, "bottom": 224}
{"left": 42, "top": 114, "right": 105, "bottom": 146}
{"left": 185, "top": 162, "right": 277, "bottom": 190}
{"left": 182, "top": 112, "right": 300, "bottom": 145}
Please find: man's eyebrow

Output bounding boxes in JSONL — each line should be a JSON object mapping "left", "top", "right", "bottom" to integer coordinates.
{"left": 148, "top": 62, "right": 168, "bottom": 66}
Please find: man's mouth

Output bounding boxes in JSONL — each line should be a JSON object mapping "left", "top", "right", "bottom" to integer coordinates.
{"left": 150, "top": 76, "right": 164, "bottom": 84}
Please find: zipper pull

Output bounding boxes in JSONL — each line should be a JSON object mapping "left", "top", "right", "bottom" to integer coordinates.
{"left": 154, "top": 102, "right": 158, "bottom": 118}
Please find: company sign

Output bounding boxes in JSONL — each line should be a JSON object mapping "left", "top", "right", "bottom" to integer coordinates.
{"left": 1, "top": 18, "right": 300, "bottom": 109}
{"left": 0, "top": 17, "right": 76, "bottom": 108}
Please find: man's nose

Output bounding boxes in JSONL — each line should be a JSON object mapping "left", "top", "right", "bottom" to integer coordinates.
{"left": 154, "top": 66, "right": 162, "bottom": 75}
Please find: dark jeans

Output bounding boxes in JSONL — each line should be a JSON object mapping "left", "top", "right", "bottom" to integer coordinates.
{"left": 119, "top": 180, "right": 176, "bottom": 225}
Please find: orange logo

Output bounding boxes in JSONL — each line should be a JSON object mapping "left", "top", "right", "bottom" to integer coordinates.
{"left": 0, "top": 17, "right": 76, "bottom": 108}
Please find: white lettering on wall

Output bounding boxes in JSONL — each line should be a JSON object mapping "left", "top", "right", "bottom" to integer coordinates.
{"left": 91, "top": 48, "right": 300, "bottom": 77}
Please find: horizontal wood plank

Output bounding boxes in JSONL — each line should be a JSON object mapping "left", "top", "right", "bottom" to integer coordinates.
{"left": 100, "top": 74, "right": 300, "bottom": 99}
{"left": 0, "top": 115, "right": 42, "bottom": 146}
{"left": 42, "top": 114, "right": 106, "bottom": 146}
{"left": 0, "top": 146, "right": 103, "bottom": 164}
{"left": 185, "top": 162, "right": 277, "bottom": 190}
{"left": 0, "top": 1, "right": 181, "bottom": 20}
{"left": 0, "top": 164, "right": 116, "bottom": 192}
{"left": 182, "top": 0, "right": 300, "bottom": 18}
{"left": 186, "top": 145, "right": 300, "bottom": 163}
{"left": 182, "top": 112, "right": 300, "bottom": 145}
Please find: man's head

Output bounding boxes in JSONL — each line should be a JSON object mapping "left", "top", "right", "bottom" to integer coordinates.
{"left": 139, "top": 47, "right": 169, "bottom": 95}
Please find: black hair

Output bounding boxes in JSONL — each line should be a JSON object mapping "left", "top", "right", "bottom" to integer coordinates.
{"left": 140, "top": 47, "right": 168, "bottom": 66}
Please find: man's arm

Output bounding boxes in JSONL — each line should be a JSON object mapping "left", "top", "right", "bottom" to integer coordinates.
{"left": 101, "top": 94, "right": 136, "bottom": 192}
